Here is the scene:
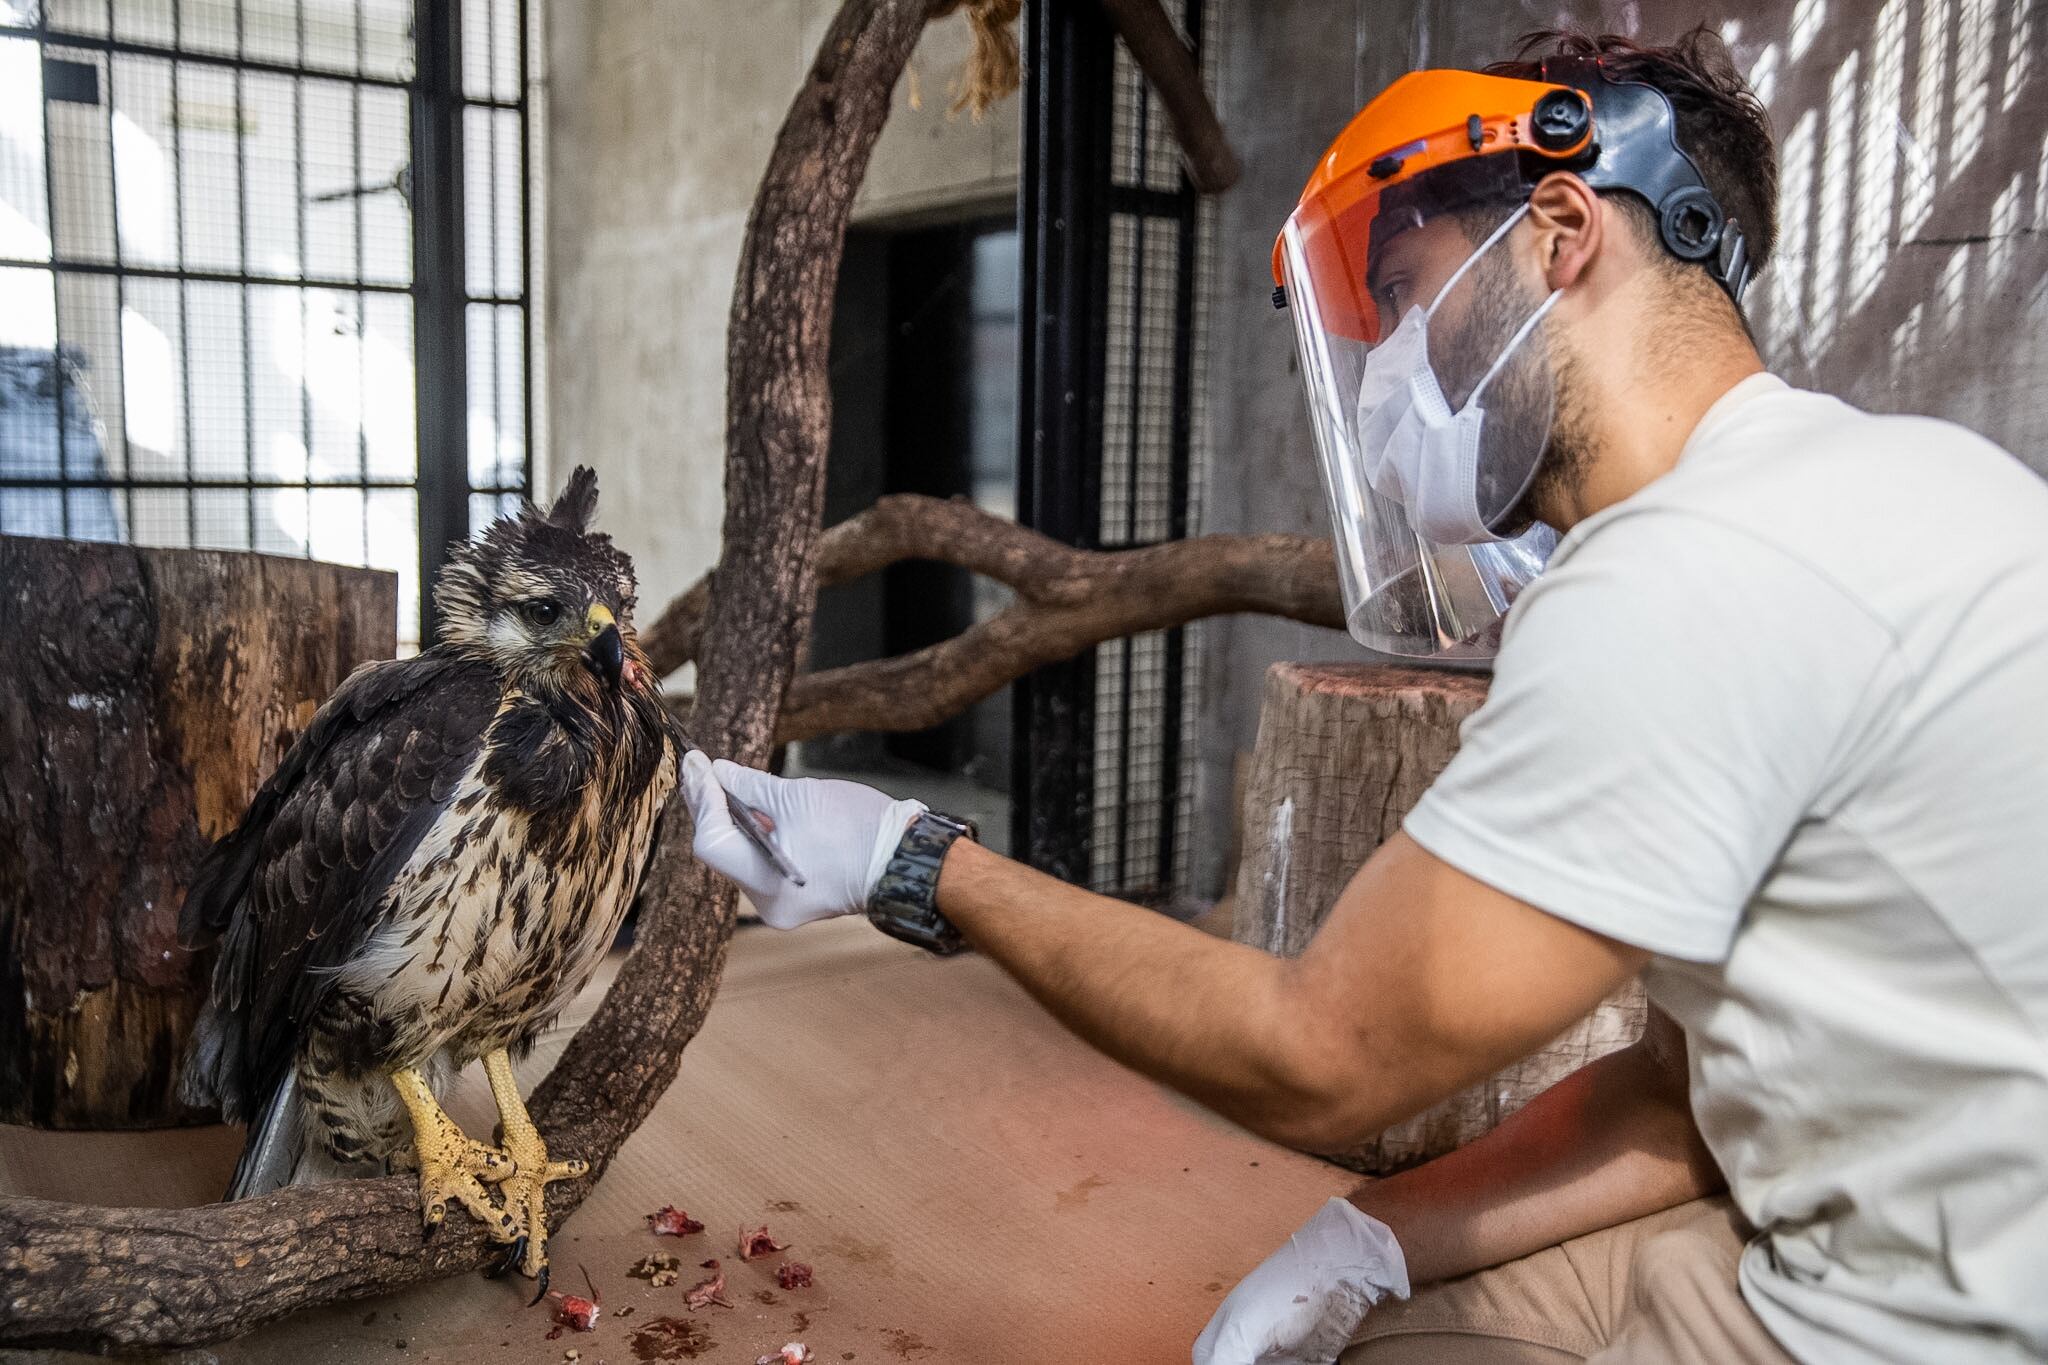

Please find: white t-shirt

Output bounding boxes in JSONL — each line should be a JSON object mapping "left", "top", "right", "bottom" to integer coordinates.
{"left": 1404, "top": 374, "right": 2048, "bottom": 1364}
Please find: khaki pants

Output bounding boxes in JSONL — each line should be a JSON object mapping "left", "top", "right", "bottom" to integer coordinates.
{"left": 1340, "top": 1196, "right": 1799, "bottom": 1364}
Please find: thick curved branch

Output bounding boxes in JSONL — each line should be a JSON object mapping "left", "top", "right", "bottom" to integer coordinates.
{"left": 0, "top": 0, "right": 941, "bottom": 1351}
{"left": 781, "top": 530, "right": 1339, "bottom": 741}
{"left": 639, "top": 493, "right": 1083, "bottom": 672}
{"left": 640, "top": 493, "right": 1344, "bottom": 745}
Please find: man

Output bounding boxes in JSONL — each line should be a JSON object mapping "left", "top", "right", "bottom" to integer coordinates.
{"left": 681, "top": 28, "right": 2048, "bottom": 1365}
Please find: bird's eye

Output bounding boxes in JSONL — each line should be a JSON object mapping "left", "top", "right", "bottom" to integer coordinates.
{"left": 518, "top": 599, "right": 561, "bottom": 628}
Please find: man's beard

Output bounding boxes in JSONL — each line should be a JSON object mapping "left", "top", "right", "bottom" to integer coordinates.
{"left": 1429, "top": 243, "right": 1568, "bottom": 535}
{"left": 1499, "top": 343, "right": 1594, "bottom": 536}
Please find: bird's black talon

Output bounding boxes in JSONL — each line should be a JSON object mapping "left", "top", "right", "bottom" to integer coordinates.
{"left": 487, "top": 1234, "right": 527, "bottom": 1279}
{"left": 529, "top": 1261, "right": 550, "bottom": 1307}
{"left": 422, "top": 1214, "right": 440, "bottom": 1241}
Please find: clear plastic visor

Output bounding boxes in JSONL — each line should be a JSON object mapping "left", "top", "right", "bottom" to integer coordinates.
{"left": 1279, "top": 196, "right": 1560, "bottom": 659}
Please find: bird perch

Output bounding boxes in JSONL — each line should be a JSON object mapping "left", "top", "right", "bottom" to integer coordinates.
{"left": 0, "top": 0, "right": 941, "bottom": 1349}
{"left": 638, "top": 494, "right": 1344, "bottom": 744}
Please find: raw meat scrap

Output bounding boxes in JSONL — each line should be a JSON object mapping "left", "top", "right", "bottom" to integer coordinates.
{"left": 647, "top": 1204, "right": 706, "bottom": 1237}
{"left": 548, "top": 1292, "right": 600, "bottom": 1333}
{"left": 737, "top": 1225, "right": 788, "bottom": 1261}
{"left": 546, "top": 1267, "right": 601, "bottom": 1337}
{"left": 684, "top": 1258, "right": 734, "bottom": 1311}
{"left": 757, "top": 1345, "right": 813, "bottom": 1365}
{"left": 775, "top": 1262, "right": 814, "bottom": 1291}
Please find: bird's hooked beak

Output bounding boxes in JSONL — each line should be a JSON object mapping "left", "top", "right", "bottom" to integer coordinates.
{"left": 581, "top": 604, "right": 625, "bottom": 690}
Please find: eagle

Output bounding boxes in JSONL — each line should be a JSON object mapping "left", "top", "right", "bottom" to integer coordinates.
{"left": 177, "top": 468, "right": 678, "bottom": 1295}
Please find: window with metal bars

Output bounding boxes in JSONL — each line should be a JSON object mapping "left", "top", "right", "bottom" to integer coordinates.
{"left": 1091, "top": 0, "right": 1214, "bottom": 904}
{"left": 0, "top": 0, "right": 537, "bottom": 648}
{"left": 1017, "top": 0, "right": 1213, "bottom": 905}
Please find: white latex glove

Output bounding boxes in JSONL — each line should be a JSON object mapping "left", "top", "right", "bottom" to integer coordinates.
{"left": 680, "top": 749, "right": 926, "bottom": 930}
{"left": 1192, "top": 1198, "right": 1411, "bottom": 1365}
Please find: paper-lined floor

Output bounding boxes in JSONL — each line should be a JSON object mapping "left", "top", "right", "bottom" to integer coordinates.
{"left": 0, "top": 915, "right": 1352, "bottom": 1364}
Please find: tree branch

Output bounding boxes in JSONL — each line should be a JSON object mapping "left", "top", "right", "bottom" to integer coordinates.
{"left": 639, "top": 493, "right": 1344, "bottom": 745}
{"left": 0, "top": 0, "right": 943, "bottom": 1350}
{"left": 1097, "top": 0, "right": 1239, "bottom": 193}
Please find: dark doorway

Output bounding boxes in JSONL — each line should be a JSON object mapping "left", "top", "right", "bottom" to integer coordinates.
{"left": 807, "top": 214, "right": 1019, "bottom": 843}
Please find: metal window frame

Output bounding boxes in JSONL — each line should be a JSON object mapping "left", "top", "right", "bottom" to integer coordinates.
{"left": 1013, "top": 0, "right": 1112, "bottom": 885}
{"left": 411, "top": 0, "right": 464, "bottom": 641}
{"left": 0, "top": 0, "right": 534, "bottom": 642}
{"left": 1015, "top": 0, "right": 1208, "bottom": 899}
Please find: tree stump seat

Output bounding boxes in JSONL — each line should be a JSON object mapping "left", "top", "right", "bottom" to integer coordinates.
{"left": 1232, "top": 661, "right": 1647, "bottom": 1174}
{"left": 0, "top": 536, "right": 396, "bottom": 1129}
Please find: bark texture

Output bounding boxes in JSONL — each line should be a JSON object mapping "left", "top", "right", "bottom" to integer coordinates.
{"left": 0, "top": 540, "right": 395, "bottom": 1129}
{"left": 0, "top": 0, "right": 939, "bottom": 1349}
{"left": 1233, "top": 662, "right": 1648, "bottom": 1175}
{"left": 637, "top": 492, "right": 1345, "bottom": 744}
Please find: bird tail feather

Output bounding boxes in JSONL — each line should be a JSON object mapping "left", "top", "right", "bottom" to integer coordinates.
{"left": 226, "top": 1071, "right": 304, "bottom": 1202}
{"left": 177, "top": 1003, "right": 242, "bottom": 1118}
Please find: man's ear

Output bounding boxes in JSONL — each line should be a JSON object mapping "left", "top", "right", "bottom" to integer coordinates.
{"left": 1526, "top": 172, "right": 1603, "bottom": 292}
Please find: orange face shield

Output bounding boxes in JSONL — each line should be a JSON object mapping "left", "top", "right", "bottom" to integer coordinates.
{"left": 1272, "top": 60, "right": 1756, "bottom": 660}
{"left": 1272, "top": 69, "right": 1593, "bottom": 345}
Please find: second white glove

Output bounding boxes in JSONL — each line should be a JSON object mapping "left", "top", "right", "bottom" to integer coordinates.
{"left": 680, "top": 750, "right": 926, "bottom": 930}
{"left": 1192, "top": 1198, "right": 1410, "bottom": 1365}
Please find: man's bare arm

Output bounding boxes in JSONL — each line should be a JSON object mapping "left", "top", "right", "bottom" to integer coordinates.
{"left": 935, "top": 830, "right": 1650, "bottom": 1150}
{"left": 1350, "top": 1007, "right": 1725, "bottom": 1284}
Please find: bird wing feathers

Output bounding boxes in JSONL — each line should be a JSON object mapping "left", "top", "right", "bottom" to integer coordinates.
{"left": 178, "top": 649, "right": 502, "bottom": 1122}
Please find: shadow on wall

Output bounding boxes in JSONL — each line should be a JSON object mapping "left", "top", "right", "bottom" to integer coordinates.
{"left": 1190, "top": 0, "right": 2045, "bottom": 898}
{"left": 1718, "top": 0, "right": 2046, "bottom": 465}
{"left": 1411, "top": 0, "right": 2045, "bottom": 459}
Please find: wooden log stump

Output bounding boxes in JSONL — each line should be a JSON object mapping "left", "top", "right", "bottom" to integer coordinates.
{"left": 1233, "top": 661, "right": 1646, "bottom": 1174}
{"left": 0, "top": 537, "right": 396, "bottom": 1129}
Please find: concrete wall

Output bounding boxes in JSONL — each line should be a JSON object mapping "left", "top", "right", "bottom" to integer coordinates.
{"left": 544, "top": 2, "right": 1019, "bottom": 629}
{"left": 1189, "top": 0, "right": 2048, "bottom": 893}
{"left": 545, "top": 3, "right": 2043, "bottom": 898}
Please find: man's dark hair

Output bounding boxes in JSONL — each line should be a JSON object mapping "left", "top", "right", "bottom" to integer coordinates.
{"left": 1487, "top": 26, "right": 1779, "bottom": 281}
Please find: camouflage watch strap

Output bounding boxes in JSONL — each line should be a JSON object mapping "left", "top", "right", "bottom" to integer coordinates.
{"left": 866, "top": 810, "right": 976, "bottom": 956}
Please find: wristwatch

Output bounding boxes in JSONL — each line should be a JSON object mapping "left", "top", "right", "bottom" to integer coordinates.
{"left": 866, "top": 810, "right": 976, "bottom": 955}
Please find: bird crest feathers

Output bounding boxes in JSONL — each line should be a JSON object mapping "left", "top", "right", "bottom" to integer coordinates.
{"left": 547, "top": 466, "right": 600, "bottom": 532}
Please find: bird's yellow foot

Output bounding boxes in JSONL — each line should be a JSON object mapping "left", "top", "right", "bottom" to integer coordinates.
{"left": 388, "top": 1067, "right": 519, "bottom": 1242}
{"left": 491, "top": 1127, "right": 589, "bottom": 1285}
{"left": 482, "top": 1049, "right": 589, "bottom": 1298}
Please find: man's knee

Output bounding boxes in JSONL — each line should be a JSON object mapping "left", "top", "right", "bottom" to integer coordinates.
{"left": 1341, "top": 1238, "right": 1606, "bottom": 1364}
{"left": 1343, "top": 1329, "right": 1583, "bottom": 1364}
{"left": 1624, "top": 1200, "right": 1750, "bottom": 1317}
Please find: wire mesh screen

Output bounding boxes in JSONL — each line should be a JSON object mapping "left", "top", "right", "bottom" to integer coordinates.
{"left": 1087, "top": 0, "right": 1216, "bottom": 902}
{"left": 0, "top": 0, "right": 535, "bottom": 648}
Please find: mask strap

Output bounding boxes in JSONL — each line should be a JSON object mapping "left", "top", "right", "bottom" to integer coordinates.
{"left": 1466, "top": 288, "right": 1562, "bottom": 408}
{"left": 1426, "top": 202, "right": 1531, "bottom": 317}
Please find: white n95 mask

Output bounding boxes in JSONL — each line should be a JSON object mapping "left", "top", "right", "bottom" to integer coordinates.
{"left": 1354, "top": 204, "right": 1560, "bottom": 545}
{"left": 1276, "top": 197, "right": 1562, "bottom": 659}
